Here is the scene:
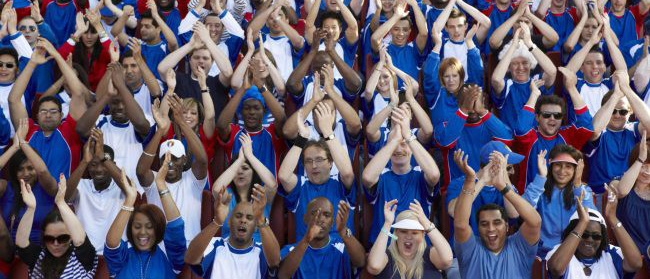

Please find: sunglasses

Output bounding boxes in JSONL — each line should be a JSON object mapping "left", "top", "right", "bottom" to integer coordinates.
{"left": 43, "top": 234, "right": 71, "bottom": 244}
{"left": 612, "top": 109, "right": 629, "bottom": 116}
{"left": 540, "top": 112, "right": 563, "bottom": 120}
{"left": 19, "top": 26, "right": 37, "bottom": 32}
{"left": 0, "top": 62, "right": 15, "bottom": 69}
{"left": 581, "top": 232, "right": 602, "bottom": 241}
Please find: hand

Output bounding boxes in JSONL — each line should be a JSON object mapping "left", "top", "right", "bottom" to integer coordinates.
{"left": 212, "top": 187, "right": 232, "bottom": 225}
{"left": 30, "top": 45, "right": 52, "bottom": 65}
{"left": 490, "top": 151, "right": 509, "bottom": 190}
{"left": 312, "top": 72, "right": 325, "bottom": 103}
{"left": 239, "top": 133, "right": 254, "bottom": 159}
{"left": 120, "top": 169, "right": 138, "bottom": 203}
{"left": 54, "top": 173, "right": 67, "bottom": 204}
{"left": 251, "top": 66, "right": 265, "bottom": 88}
{"left": 639, "top": 130, "right": 647, "bottom": 162}
{"left": 392, "top": 107, "right": 412, "bottom": 140}
{"left": 613, "top": 70, "right": 630, "bottom": 88}
{"left": 82, "top": 137, "right": 94, "bottom": 163}
{"left": 110, "top": 63, "right": 126, "bottom": 86}
{"left": 246, "top": 28, "right": 255, "bottom": 54}
{"left": 168, "top": 93, "right": 185, "bottom": 126}
{"left": 394, "top": 1, "right": 410, "bottom": 18}
{"left": 165, "top": 68, "right": 176, "bottom": 89}
{"left": 127, "top": 37, "right": 142, "bottom": 59}
{"left": 85, "top": 8, "right": 101, "bottom": 27}
{"left": 152, "top": 98, "right": 171, "bottom": 133}
{"left": 189, "top": 33, "right": 205, "bottom": 49}
{"left": 530, "top": 76, "right": 544, "bottom": 98}
{"left": 196, "top": 66, "right": 207, "bottom": 89}
{"left": 458, "top": 86, "right": 477, "bottom": 115}
{"left": 465, "top": 22, "right": 479, "bottom": 43}
{"left": 471, "top": 87, "right": 487, "bottom": 116}
{"left": 570, "top": 159, "right": 584, "bottom": 188}
{"left": 314, "top": 102, "right": 335, "bottom": 137}
{"left": 210, "top": 0, "right": 223, "bottom": 14}
{"left": 15, "top": 118, "right": 28, "bottom": 143}
{"left": 643, "top": 35, "right": 649, "bottom": 59}
{"left": 90, "top": 128, "right": 105, "bottom": 159}
{"left": 156, "top": 152, "right": 172, "bottom": 185}
{"left": 122, "top": 5, "right": 135, "bottom": 17}
{"left": 558, "top": 67, "right": 577, "bottom": 88}
{"left": 383, "top": 199, "right": 398, "bottom": 226}
{"left": 109, "top": 41, "right": 120, "bottom": 62}
{"left": 20, "top": 179, "right": 37, "bottom": 209}
{"left": 6, "top": 8, "right": 16, "bottom": 33}
{"left": 193, "top": 21, "right": 211, "bottom": 43}
{"left": 605, "top": 183, "right": 619, "bottom": 223}
{"left": 512, "top": 28, "right": 522, "bottom": 46}
{"left": 387, "top": 121, "right": 402, "bottom": 143}
{"left": 305, "top": 208, "right": 322, "bottom": 242}
{"left": 409, "top": 199, "right": 432, "bottom": 229}
{"left": 0, "top": 18, "right": 8, "bottom": 39}
{"left": 312, "top": 28, "right": 325, "bottom": 46}
{"left": 29, "top": 1, "right": 42, "bottom": 23}
{"left": 588, "top": 24, "right": 603, "bottom": 46}
{"left": 251, "top": 184, "right": 267, "bottom": 222}
{"left": 320, "top": 63, "right": 335, "bottom": 90}
{"left": 388, "top": 77, "right": 398, "bottom": 106}
{"left": 37, "top": 37, "right": 57, "bottom": 56}
{"left": 515, "top": 0, "right": 528, "bottom": 16}
{"left": 146, "top": 0, "right": 159, "bottom": 16}
{"left": 519, "top": 22, "right": 532, "bottom": 45}
{"left": 454, "top": 149, "right": 476, "bottom": 179}
{"left": 431, "top": 27, "right": 442, "bottom": 46}
{"left": 324, "top": 34, "right": 336, "bottom": 53}
{"left": 537, "top": 149, "right": 548, "bottom": 177}
{"left": 404, "top": 77, "right": 416, "bottom": 100}
{"left": 575, "top": 189, "right": 589, "bottom": 226}
{"left": 336, "top": 201, "right": 350, "bottom": 235}
{"left": 297, "top": 110, "right": 311, "bottom": 138}
{"left": 377, "top": 44, "right": 387, "bottom": 66}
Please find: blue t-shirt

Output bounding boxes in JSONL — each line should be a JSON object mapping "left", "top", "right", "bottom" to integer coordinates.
{"left": 482, "top": 4, "right": 513, "bottom": 55}
{"left": 544, "top": 9, "right": 575, "bottom": 52}
{"left": 617, "top": 189, "right": 650, "bottom": 252}
{"left": 373, "top": 42, "right": 426, "bottom": 87}
{"left": 492, "top": 73, "right": 553, "bottom": 129}
{"left": 455, "top": 231, "right": 538, "bottom": 279}
{"left": 0, "top": 181, "right": 54, "bottom": 245}
{"left": 284, "top": 175, "right": 356, "bottom": 241}
{"left": 365, "top": 167, "right": 435, "bottom": 244}
{"left": 138, "top": 42, "right": 170, "bottom": 80}
{"left": 584, "top": 123, "right": 641, "bottom": 193}
{"left": 280, "top": 240, "right": 352, "bottom": 279}
{"left": 608, "top": 9, "right": 639, "bottom": 43}
{"left": 104, "top": 218, "right": 186, "bottom": 279}
{"left": 44, "top": 0, "right": 78, "bottom": 47}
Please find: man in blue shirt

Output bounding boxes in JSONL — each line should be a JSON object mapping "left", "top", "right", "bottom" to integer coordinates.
{"left": 278, "top": 104, "right": 357, "bottom": 241}
{"left": 453, "top": 148, "right": 541, "bottom": 279}
{"left": 278, "top": 197, "right": 365, "bottom": 279}
{"left": 362, "top": 106, "right": 439, "bottom": 245}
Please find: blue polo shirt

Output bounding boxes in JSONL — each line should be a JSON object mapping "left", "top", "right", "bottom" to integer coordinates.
{"left": 492, "top": 73, "right": 553, "bottom": 129}
{"left": 280, "top": 240, "right": 352, "bottom": 279}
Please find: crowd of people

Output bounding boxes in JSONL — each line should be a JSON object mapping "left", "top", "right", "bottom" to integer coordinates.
{"left": 0, "top": 0, "right": 649, "bottom": 278}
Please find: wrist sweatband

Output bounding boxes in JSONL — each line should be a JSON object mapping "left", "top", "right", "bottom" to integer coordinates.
{"left": 294, "top": 135, "right": 308, "bottom": 148}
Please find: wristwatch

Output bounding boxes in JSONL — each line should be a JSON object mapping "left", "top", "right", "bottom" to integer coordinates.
{"left": 324, "top": 133, "right": 335, "bottom": 141}
{"left": 101, "top": 153, "right": 111, "bottom": 163}
{"left": 499, "top": 185, "right": 512, "bottom": 195}
{"left": 258, "top": 217, "right": 270, "bottom": 228}
{"left": 405, "top": 133, "right": 417, "bottom": 143}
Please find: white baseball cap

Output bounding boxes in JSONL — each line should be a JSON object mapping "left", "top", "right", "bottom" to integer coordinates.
{"left": 391, "top": 219, "right": 425, "bottom": 231}
{"left": 159, "top": 139, "right": 185, "bottom": 158}
{"left": 569, "top": 208, "right": 607, "bottom": 228}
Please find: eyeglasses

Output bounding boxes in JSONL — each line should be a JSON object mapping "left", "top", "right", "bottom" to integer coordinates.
{"left": 19, "top": 26, "right": 37, "bottom": 32}
{"left": 540, "top": 112, "right": 563, "bottom": 120}
{"left": 581, "top": 232, "right": 603, "bottom": 241}
{"left": 612, "top": 109, "right": 629, "bottom": 116}
{"left": 0, "top": 62, "right": 15, "bottom": 69}
{"left": 304, "top": 157, "right": 328, "bottom": 166}
{"left": 39, "top": 108, "right": 61, "bottom": 115}
{"left": 43, "top": 234, "right": 71, "bottom": 244}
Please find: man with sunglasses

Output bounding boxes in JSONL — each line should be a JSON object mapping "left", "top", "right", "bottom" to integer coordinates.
{"left": 584, "top": 71, "right": 650, "bottom": 209}
{"left": 513, "top": 68, "right": 594, "bottom": 193}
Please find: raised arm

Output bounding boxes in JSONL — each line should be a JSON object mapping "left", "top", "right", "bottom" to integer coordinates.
{"left": 565, "top": 24, "right": 601, "bottom": 73}
{"left": 321, "top": 64, "right": 361, "bottom": 136}
{"left": 252, "top": 184, "right": 281, "bottom": 268}
{"left": 316, "top": 103, "right": 355, "bottom": 188}
{"left": 590, "top": 81, "right": 622, "bottom": 141}
{"left": 185, "top": 188, "right": 230, "bottom": 265}
{"left": 128, "top": 38, "right": 162, "bottom": 98}
{"left": 452, "top": 149, "right": 477, "bottom": 243}
{"left": 286, "top": 38, "right": 318, "bottom": 96}
{"left": 489, "top": 2, "right": 526, "bottom": 50}
{"left": 404, "top": 77, "right": 431, "bottom": 143}
{"left": 40, "top": 38, "right": 87, "bottom": 120}
{"left": 283, "top": 75, "right": 322, "bottom": 140}
{"left": 15, "top": 180, "right": 36, "bottom": 248}
{"left": 602, "top": 18, "right": 627, "bottom": 72}
{"left": 157, "top": 35, "right": 195, "bottom": 77}
{"left": 324, "top": 38, "right": 362, "bottom": 95}
{"left": 618, "top": 72, "right": 650, "bottom": 132}
{"left": 547, "top": 190, "right": 591, "bottom": 277}
{"left": 456, "top": 0, "right": 491, "bottom": 44}
{"left": 155, "top": 153, "right": 182, "bottom": 221}
{"left": 395, "top": 108, "right": 440, "bottom": 187}
{"left": 278, "top": 211, "right": 321, "bottom": 279}
{"left": 278, "top": 114, "right": 310, "bottom": 193}
{"left": 16, "top": 119, "right": 57, "bottom": 196}
{"left": 254, "top": 73, "right": 286, "bottom": 130}
{"left": 110, "top": 5, "right": 133, "bottom": 46}
{"left": 366, "top": 200, "right": 397, "bottom": 275}
{"left": 604, "top": 185, "right": 643, "bottom": 273}
{"left": 371, "top": 4, "right": 408, "bottom": 52}
{"left": 168, "top": 94, "right": 208, "bottom": 180}
{"left": 559, "top": 67, "right": 587, "bottom": 109}
{"left": 563, "top": 0, "right": 588, "bottom": 53}
{"left": 231, "top": 33, "right": 254, "bottom": 90}
{"left": 106, "top": 171, "right": 138, "bottom": 249}
{"left": 194, "top": 22, "right": 232, "bottom": 86}
{"left": 54, "top": 175, "right": 86, "bottom": 246}
{"left": 491, "top": 29, "right": 521, "bottom": 95}
{"left": 615, "top": 131, "right": 646, "bottom": 198}
{"left": 411, "top": 200, "right": 453, "bottom": 270}
{"left": 215, "top": 83, "right": 246, "bottom": 142}
{"left": 335, "top": 0, "right": 359, "bottom": 45}
{"left": 521, "top": 26, "right": 556, "bottom": 88}
{"left": 270, "top": 6, "right": 304, "bottom": 50}
{"left": 336, "top": 201, "right": 365, "bottom": 267}
{"left": 75, "top": 86, "right": 114, "bottom": 138}
{"left": 304, "top": 0, "right": 322, "bottom": 45}
{"left": 8, "top": 48, "right": 46, "bottom": 128}
{"left": 525, "top": 8, "right": 559, "bottom": 49}
{"left": 147, "top": 0, "right": 178, "bottom": 51}
{"left": 633, "top": 40, "right": 650, "bottom": 92}
{"left": 136, "top": 98, "right": 171, "bottom": 187}
{"left": 362, "top": 125, "right": 401, "bottom": 188}
{"left": 104, "top": 0, "right": 137, "bottom": 28}
{"left": 432, "top": 0, "right": 457, "bottom": 37}
{"left": 365, "top": 93, "right": 395, "bottom": 143}
{"left": 111, "top": 63, "right": 152, "bottom": 137}
{"left": 241, "top": 133, "right": 278, "bottom": 193}
{"left": 66, "top": 139, "right": 93, "bottom": 201}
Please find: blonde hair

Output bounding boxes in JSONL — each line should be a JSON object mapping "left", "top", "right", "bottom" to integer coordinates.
{"left": 387, "top": 210, "right": 427, "bottom": 279}
{"left": 498, "top": 40, "right": 538, "bottom": 70}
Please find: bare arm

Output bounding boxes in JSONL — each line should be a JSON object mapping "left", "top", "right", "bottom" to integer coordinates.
{"left": 109, "top": 5, "right": 133, "bottom": 46}
{"left": 616, "top": 131, "right": 646, "bottom": 198}
{"left": 156, "top": 154, "right": 182, "bottom": 221}
{"left": 15, "top": 181, "right": 36, "bottom": 248}
{"left": 168, "top": 95, "right": 208, "bottom": 180}
{"left": 590, "top": 82, "right": 621, "bottom": 141}
{"left": 335, "top": 0, "right": 359, "bottom": 45}
{"left": 456, "top": 0, "right": 491, "bottom": 44}
{"left": 111, "top": 64, "right": 151, "bottom": 137}
{"left": 362, "top": 130, "right": 399, "bottom": 188}
{"left": 563, "top": 1, "right": 588, "bottom": 53}
{"left": 321, "top": 66, "right": 361, "bottom": 136}
{"left": 20, "top": 141, "right": 57, "bottom": 196}
{"left": 215, "top": 85, "right": 246, "bottom": 142}
{"left": 106, "top": 172, "right": 138, "bottom": 249}
{"left": 491, "top": 30, "right": 521, "bottom": 95}
{"left": 367, "top": 200, "right": 396, "bottom": 275}
{"left": 148, "top": 0, "right": 178, "bottom": 51}
{"left": 54, "top": 176, "right": 86, "bottom": 246}
{"left": 489, "top": 3, "right": 525, "bottom": 49}
{"left": 304, "top": 0, "right": 322, "bottom": 45}
{"left": 452, "top": 150, "right": 477, "bottom": 244}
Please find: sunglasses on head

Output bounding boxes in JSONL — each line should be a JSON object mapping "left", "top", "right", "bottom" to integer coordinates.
{"left": 0, "top": 62, "right": 15, "bottom": 69}
{"left": 540, "top": 112, "right": 563, "bottom": 120}
{"left": 43, "top": 234, "right": 71, "bottom": 244}
{"left": 612, "top": 109, "right": 629, "bottom": 116}
{"left": 581, "top": 232, "right": 602, "bottom": 241}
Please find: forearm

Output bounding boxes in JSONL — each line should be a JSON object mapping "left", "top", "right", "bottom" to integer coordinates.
{"left": 547, "top": 225, "right": 584, "bottom": 277}
{"left": 564, "top": 17, "right": 585, "bottom": 53}
{"left": 453, "top": 177, "right": 476, "bottom": 226}
{"left": 489, "top": 15, "right": 520, "bottom": 49}
{"left": 76, "top": 95, "right": 111, "bottom": 137}
{"left": 116, "top": 83, "right": 150, "bottom": 133}
{"left": 136, "top": 130, "right": 165, "bottom": 184}
{"left": 427, "top": 228, "right": 453, "bottom": 269}
{"left": 206, "top": 41, "right": 232, "bottom": 78}
{"left": 278, "top": 239, "right": 308, "bottom": 279}
{"left": 156, "top": 181, "right": 181, "bottom": 220}
{"left": 567, "top": 87, "right": 587, "bottom": 109}
{"left": 213, "top": 158, "right": 243, "bottom": 191}
{"left": 409, "top": 98, "right": 432, "bottom": 142}
{"left": 326, "top": 137, "right": 353, "bottom": 186}
{"left": 106, "top": 204, "right": 133, "bottom": 248}
{"left": 609, "top": 217, "right": 642, "bottom": 270}
{"left": 110, "top": 13, "right": 129, "bottom": 38}
{"left": 633, "top": 57, "right": 650, "bottom": 92}
{"left": 154, "top": 15, "right": 179, "bottom": 50}
{"left": 216, "top": 87, "right": 245, "bottom": 138}
{"left": 41, "top": 78, "right": 64, "bottom": 98}
{"left": 55, "top": 201, "right": 86, "bottom": 245}
{"left": 364, "top": 67, "right": 383, "bottom": 102}
{"left": 530, "top": 16, "right": 559, "bottom": 44}
{"left": 137, "top": 56, "right": 162, "bottom": 97}
{"left": 185, "top": 221, "right": 220, "bottom": 265}
{"left": 0, "top": 145, "right": 19, "bottom": 170}
{"left": 278, "top": 146, "right": 301, "bottom": 192}
{"left": 491, "top": 46, "right": 515, "bottom": 93}
{"left": 371, "top": 17, "right": 398, "bottom": 51}
{"left": 591, "top": 95, "right": 618, "bottom": 135}
{"left": 341, "top": 232, "right": 366, "bottom": 267}
{"left": 362, "top": 141, "right": 397, "bottom": 187}
{"left": 503, "top": 190, "right": 541, "bottom": 226}
{"left": 261, "top": 88, "right": 285, "bottom": 124}
{"left": 532, "top": 49, "right": 557, "bottom": 86}
{"left": 231, "top": 52, "right": 252, "bottom": 89}
{"left": 249, "top": 155, "right": 277, "bottom": 189}
{"left": 66, "top": 161, "right": 87, "bottom": 201}
{"left": 158, "top": 44, "right": 192, "bottom": 77}
{"left": 617, "top": 162, "right": 641, "bottom": 197}
{"left": 566, "top": 41, "right": 594, "bottom": 72}
{"left": 327, "top": 89, "right": 360, "bottom": 134}
{"left": 178, "top": 122, "right": 208, "bottom": 164}
{"left": 367, "top": 222, "right": 390, "bottom": 274}
{"left": 287, "top": 50, "right": 315, "bottom": 95}
{"left": 604, "top": 30, "right": 627, "bottom": 70}
{"left": 329, "top": 51, "right": 362, "bottom": 92}
{"left": 623, "top": 85, "right": 650, "bottom": 126}
{"left": 260, "top": 226, "right": 281, "bottom": 267}
{"left": 433, "top": 1, "right": 455, "bottom": 34}
{"left": 15, "top": 208, "right": 35, "bottom": 248}
{"left": 409, "top": 140, "right": 439, "bottom": 185}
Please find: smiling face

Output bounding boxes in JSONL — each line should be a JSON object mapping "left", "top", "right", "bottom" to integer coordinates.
{"left": 322, "top": 18, "right": 342, "bottom": 42}
{"left": 535, "top": 104, "right": 563, "bottom": 137}
{"left": 477, "top": 209, "right": 508, "bottom": 253}
{"left": 394, "top": 228, "right": 425, "bottom": 259}
{"left": 611, "top": 0, "right": 626, "bottom": 13}
{"left": 18, "top": 18, "right": 40, "bottom": 46}
{"left": 88, "top": 157, "right": 111, "bottom": 186}
{"left": 445, "top": 16, "right": 467, "bottom": 42}
{"left": 581, "top": 52, "right": 606, "bottom": 84}
{"left": 44, "top": 221, "right": 71, "bottom": 257}
{"left": 165, "top": 155, "right": 186, "bottom": 182}
{"left": 250, "top": 52, "right": 269, "bottom": 78}
{"left": 576, "top": 221, "right": 603, "bottom": 259}
{"left": 390, "top": 19, "right": 411, "bottom": 46}
{"left": 131, "top": 212, "right": 156, "bottom": 251}
{"left": 241, "top": 99, "right": 265, "bottom": 131}
{"left": 205, "top": 15, "right": 224, "bottom": 42}
{"left": 122, "top": 57, "right": 143, "bottom": 89}
{"left": 381, "top": 0, "right": 395, "bottom": 12}
{"left": 0, "top": 54, "right": 18, "bottom": 83}
{"left": 509, "top": 56, "right": 532, "bottom": 83}
{"left": 377, "top": 67, "right": 394, "bottom": 94}
{"left": 638, "top": 163, "right": 650, "bottom": 184}
{"left": 303, "top": 145, "right": 333, "bottom": 185}
{"left": 607, "top": 98, "right": 631, "bottom": 130}
{"left": 16, "top": 160, "right": 37, "bottom": 186}
{"left": 551, "top": 161, "right": 576, "bottom": 187}
{"left": 109, "top": 97, "right": 128, "bottom": 124}
{"left": 228, "top": 202, "right": 257, "bottom": 247}
{"left": 182, "top": 102, "right": 200, "bottom": 130}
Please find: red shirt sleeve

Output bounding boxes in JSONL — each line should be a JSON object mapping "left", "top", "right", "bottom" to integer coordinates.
{"left": 630, "top": 5, "right": 648, "bottom": 39}
{"left": 216, "top": 124, "right": 240, "bottom": 160}
{"left": 58, "top": 117, "right": 83, "bottom": 173}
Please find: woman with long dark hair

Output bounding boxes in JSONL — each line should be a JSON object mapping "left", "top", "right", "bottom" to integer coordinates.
{"left": 211, "top": 132, "right": 277, "bottom": 241}
{"left": 0, "top": 119, "right": 57, "bottom": 245}
{"left": 15, "top": 175, "right": 98, "bottom": 279}
{"left": 523, "top": 144, "right": 597, "bottom": 257}
{"left": 547, "top": 186, "right": 642, "bottom": 278}
{"left": 104, "top": 154, "right": 187, "bottom": 278}
{"left": 57, "top": 10, "right": 112, "bottom": 91}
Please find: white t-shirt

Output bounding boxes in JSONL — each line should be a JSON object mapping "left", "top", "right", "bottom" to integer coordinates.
{"left": 546, "top": 244, "right": 624, "bottom": 279}
{"left": 72, "top": 179, "right": 125, "bottom": 255}
{"left": 201, "top": 237, "right": 268, "bottom": 279}
{"left": 144, "top": 170, "right": 207, "bottom": 245}
{"left": 0, "top": 83, "right": 25, "bottom": 137}
{"left": 263, "top": 34, "right": 298, "bottom": 82}
{"left": 442, "top": 39, "right": 470, "bottom": 82}
{"left": 132, "top": 81, "right": 163, "bottom": 126}
{"left": 97, "top": 116, "right": 146, "bottom": 192}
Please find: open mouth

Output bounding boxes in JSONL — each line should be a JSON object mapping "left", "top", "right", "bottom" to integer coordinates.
{"left": 137, "top": 236, "right": 151, "bottom": 247}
